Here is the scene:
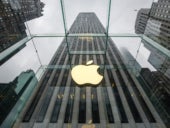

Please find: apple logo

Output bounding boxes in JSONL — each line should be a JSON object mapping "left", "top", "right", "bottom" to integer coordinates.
{"left": 71, "top": 60, "right": 103, "bottom": 86}
{"left": 81, "top": 120, "right": 95, "bottom": 128}
{"left": 82, "top": 124, "right": 95, "bottom": 128}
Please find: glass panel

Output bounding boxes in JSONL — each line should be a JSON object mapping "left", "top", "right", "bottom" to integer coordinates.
{"left": 0, "top": 36, "right": 32, "bottom": 65}
{"left": 111, "top": 37, "right": 155, "bottom": 73}
{"left": 137, "top": 68, "right": 170, "bottom": 125}
{"left": 0, "top": 0, "right": 170, "bottom": 128}
{"left": 0, "top": 40, "right": 41, "bottom": 83}
{"left": 109, "top": 0, "right": 153, "bottom": 33}
{"left": 102, "top": 87, "right": 114, "bottom": 123}
{"left": 78, "top": 87, "right": 86, "bottom": 123}
{"left": 0, "top": 0, "right": 29, "bottom": 53}
{"left": 91, "top": 87, "right": 100, "bottom": 123}
{"left": 64, "top": 0, "right": 108, "bottom": 33}
{"left": 33, "top": 37, "right": 64, "bottom": 65}
{"left": 0, "top": 67, "right": 44, "bottom": 128}
{"left": 64, "top": 84, "right": 75, "bottom": 123}
{"left": 25, "top": 0, "right": 64, "bottom": 34}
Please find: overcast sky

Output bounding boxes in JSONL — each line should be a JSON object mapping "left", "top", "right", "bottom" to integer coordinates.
{"left": 27, "top": 0, "right": 154, "bottom": 34}
{"left": 0, "top": 0, "right": 156, "bottom": 83}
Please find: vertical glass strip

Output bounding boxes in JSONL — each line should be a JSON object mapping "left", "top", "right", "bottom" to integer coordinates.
{"left": 22, "top": 69, "right": 53, "bottom": 122}
{"left": 50, "top": 87, "right": 65, "bottom": 123}
{"left": 107, "top": 40, "right": 154, "bottom": 123}
{"left": 115, "top": 69, "right": 142, "bottom": 123}
{"left": 102, "top": 87, "right": 114, "bottom": 123}
{"left": 78, "top": 87, "right": 86, "bottom": 123}
{"left": 107, "top": 69, "right": 128, "bottom": 123}
{"left": 36, "top": 87, "right": 54, "bottom": 122}
{"left": 50, "top": 69, "right": 69, "bottom": 123}
{"left": 124, "top": 69, "right": 156, "bottom": 122}
{"left": 50, "top": 69, "right": 61, "bottom": 87}
{"left": 64, "top": 85, "right": 75, "bottom": 123}
{"left": 91, "top": 87, "right": 100, "bottom": 123}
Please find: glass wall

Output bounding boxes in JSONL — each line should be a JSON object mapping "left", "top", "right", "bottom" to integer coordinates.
{"left": 0, "top": 0, "right": 169, "bottom": 128}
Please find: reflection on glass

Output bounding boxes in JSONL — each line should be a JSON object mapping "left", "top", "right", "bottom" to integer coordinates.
{"left": 139, "top": 68, "right": 170, "bottom": 124}
{"left": 0, "top": 0, "right": 44, "bottom": 58}
{"left": 0, "top": 40, "right": 41, "bottom": 83}
{"left": 0, "top": 70, "right": 37, "bottom": 126}
{"left": 22, "top": 69, "right": 53, "bottom": 122}
{"left": 0, "top": 0, "right": 170, "bottom": 128}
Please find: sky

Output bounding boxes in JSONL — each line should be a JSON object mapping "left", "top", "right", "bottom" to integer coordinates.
{"left": 0, "top": 0, "right": 156, "bottom": 83}
{"left": 26, "top": 0, "right": 154, "bottom": 34}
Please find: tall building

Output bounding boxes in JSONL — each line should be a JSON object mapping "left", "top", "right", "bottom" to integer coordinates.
{"left": 0, "top": 0, "right": 44, "bottom": 53}
{"left": 139, "top": 68, "right": 170, "bottom": 126}
{"left": 135, "top": 9, "right": 150, "bottom": 34}
{"left": 15, "top": 0, "right": 45, "bottom": 21}
{"left": 0, "top": 0, "right": 26, "bottom": 52}
{"left": 15, "top": 13, "right": 167, "bottom": 128}
{"left": 143, "top": 42, "right": 170, "bottom": 79}
{"left": 0, "top": 70, "right": 38, "bottom": 127}
{"left": 120, "top": 47, "right": 141, "bottom": 76}
{"left": 135, "top": 0, "right": 170, "bottom": 50}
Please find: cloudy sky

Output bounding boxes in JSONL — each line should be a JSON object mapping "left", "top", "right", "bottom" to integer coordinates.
{"left": 27, "top": 0, "right": 154, "bottom": 34}
{"left": 0, "top": 0, "right": 156, "bottom": 83}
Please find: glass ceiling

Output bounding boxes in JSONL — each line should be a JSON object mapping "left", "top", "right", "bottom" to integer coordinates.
{"left": 0, "top": 0, "right": 169, "bottom": 128}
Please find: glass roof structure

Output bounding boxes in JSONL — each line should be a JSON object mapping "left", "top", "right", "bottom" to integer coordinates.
{"left": 0, "top": 0, "right": 169, "bottom": 128}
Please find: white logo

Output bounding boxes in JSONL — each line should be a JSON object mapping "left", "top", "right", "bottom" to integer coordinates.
{"left": 71, "top": 60, "right": 103, "bottom": 86}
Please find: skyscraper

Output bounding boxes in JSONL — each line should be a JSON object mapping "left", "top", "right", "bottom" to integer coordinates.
{"left": 0, "top": 70, "right": 38, "bottom": 127}
{"left": 139, "top": 68, "right": 170, "bottom": 126}
{"left": 143, "top": 42, "right": 170, "bottom": 79}
{"left": 15, "top": 13, "right": 167, "bottom": 128}
{"left": 120, "top": 47, "right": 141, "bottom": 76}
{"left": 0, "top": 0, "right": 44, "bottom": 53}
{"left": 0, "top": 0, "right": 26, "bottom": 52}
{"left": 135, "top": 0, "right": 170, "bottom": 50}
{"left": 135, "top": 9, "right": 150, "bottom": 34}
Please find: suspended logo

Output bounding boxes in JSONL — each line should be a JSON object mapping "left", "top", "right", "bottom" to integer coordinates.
{"left": 71, "top": 60, "right": 103, "bottom": 86}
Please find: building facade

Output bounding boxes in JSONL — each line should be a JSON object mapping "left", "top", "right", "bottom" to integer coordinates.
{"left": 135, "top": 9, "right": 150, "bottom": 34}
{"left": 0, "top": 70, "right": 38, "bottom": 126}
{"left": 120, "top": 47, "right": 141, "bottom": 76}
{"left": 139, "top": 68, "right": 170, "bottom": 126}
{"left": 0, "top": 0, "right": 44, "bottom": 53}
{"left": 15, "top": 13, "right": 167, "bottom": 128}
{"left": 143, "top": 42, "right": 170, "bottom": 79}
{"left": 135, "top": 0, "right": 170, "bottom": 50}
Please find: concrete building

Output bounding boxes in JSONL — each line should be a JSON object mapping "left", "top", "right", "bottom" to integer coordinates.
{"left": 12, "top": 13, "right": 168, "bottom": 128}
{"left": 0, "top": 0, "right": 44, "bottom": 53}
{"left": 135, "top": 0, "right": 170, "bottom": 50}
